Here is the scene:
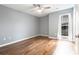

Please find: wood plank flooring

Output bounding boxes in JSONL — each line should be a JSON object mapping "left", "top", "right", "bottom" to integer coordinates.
{"left": 0, "top": 36, "right": 57, "bottom": 55}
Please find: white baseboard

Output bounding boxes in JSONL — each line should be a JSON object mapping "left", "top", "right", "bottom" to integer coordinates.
{"left": 39, "top": 34, "right": 49, "bottom": 37}
{"left": 48, "top": 36, "right": 57, "bottom": 39}
{"left": 0, "top": 35, "right": 39, "bottom": 47}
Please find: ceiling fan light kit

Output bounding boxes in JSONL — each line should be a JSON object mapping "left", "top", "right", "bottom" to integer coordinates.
{"left": 33, "top": 4, "right": 50, "bottom": 13}
{"left": 37, "top": 9, "right": 43, "bottom": 13}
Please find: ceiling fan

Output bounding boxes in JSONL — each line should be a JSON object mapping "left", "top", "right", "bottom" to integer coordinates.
{"left": 33, "top": 4, "right": 51, "bottom": 9}
{"left": 31, "top": 4, "right": 51, "bottom": 13}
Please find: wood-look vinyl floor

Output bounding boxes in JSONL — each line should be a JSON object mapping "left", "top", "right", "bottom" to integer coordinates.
{"left": 0, "top": 36, "right": 57, "bottom": 55}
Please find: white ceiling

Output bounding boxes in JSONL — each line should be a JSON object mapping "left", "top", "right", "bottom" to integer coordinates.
{"left": 2, "top": 4, "right": 74, "bottom": 17}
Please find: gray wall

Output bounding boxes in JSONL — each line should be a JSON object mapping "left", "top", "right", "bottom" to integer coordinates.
{"left": 49, "top": 8, "right": 73, "bottom": 37}
{"left": 0, "top": 5, "right": 39, "bottom": 45}
{"left": 0, "top": 5, "right": 73, "bottom": 45}
{"left": 39, "top": 15, "right": 49, "bottom": 36}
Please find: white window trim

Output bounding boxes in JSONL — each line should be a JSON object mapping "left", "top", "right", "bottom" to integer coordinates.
{"left": 57, "top": 13, "right": 73, "bottom": 41}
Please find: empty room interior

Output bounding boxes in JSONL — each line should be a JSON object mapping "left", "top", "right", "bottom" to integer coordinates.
{"left": 0, "top": 4, "right": 79, "bottom": 55}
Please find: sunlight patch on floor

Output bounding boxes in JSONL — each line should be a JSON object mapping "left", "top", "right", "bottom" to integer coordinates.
{"left": 53, "top": 40, "right": 75, "bottom": 55}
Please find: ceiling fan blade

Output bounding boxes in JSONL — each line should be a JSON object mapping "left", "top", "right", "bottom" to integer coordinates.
{"left": 44, "top": 7, "right": 51, "bottom": 9}
{"left": 33, "top": 4, "right": 40, "bottom": 7}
